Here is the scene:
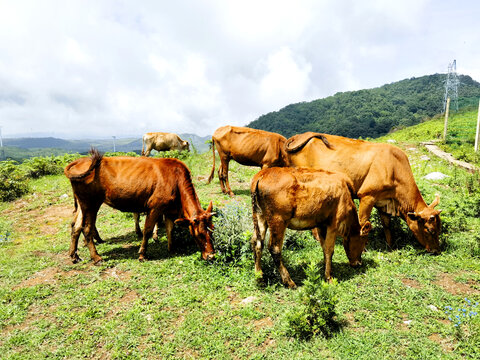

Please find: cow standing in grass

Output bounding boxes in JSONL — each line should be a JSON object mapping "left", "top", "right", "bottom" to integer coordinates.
{"left": 285, "top": 132, "right": 442, "bottom": 253}
{"left": 251, "top": 167, "right": 370, "bottom": 288}
{"left": 207, "top": 126, "right": 291, "bottom": 196}
{"left": 64, "top": 149, "right": 214, "bottom": 264}
{"left": 142, "top": 132, "right": 190, "bottom": 156}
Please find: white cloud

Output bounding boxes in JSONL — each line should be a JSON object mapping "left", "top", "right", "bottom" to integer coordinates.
{"left": 0, "top": 0, "right": 479, "bottom": 139}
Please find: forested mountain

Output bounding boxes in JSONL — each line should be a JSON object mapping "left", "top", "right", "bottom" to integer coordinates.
{"left": 248, "top": 74, "right": 480, "bottom": 138}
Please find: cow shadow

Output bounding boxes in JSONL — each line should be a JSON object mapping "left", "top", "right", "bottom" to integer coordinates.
{"left": 257, "top": 256, "right": 378, "bottom": 288}
{"left": 233, "top": 189, "right": 252, "bottom": 197}
{"left": 94, "top": 227, "right": 199, "bottom": 262}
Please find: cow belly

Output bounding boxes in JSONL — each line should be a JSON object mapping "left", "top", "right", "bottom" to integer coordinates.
{"left": 288, "top": 218, "right": 317, "bottom": 230}
{"left": 375, "top": 199, "right": 399, "bottom": 216}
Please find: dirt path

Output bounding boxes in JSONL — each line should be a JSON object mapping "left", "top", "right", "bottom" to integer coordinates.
{"left": 421, "top": 141, "right": 478, "bottom": 172}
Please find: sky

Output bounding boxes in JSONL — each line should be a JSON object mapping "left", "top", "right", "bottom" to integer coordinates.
{"left": 0, "top": 0, "right": 479, "bottom": 139}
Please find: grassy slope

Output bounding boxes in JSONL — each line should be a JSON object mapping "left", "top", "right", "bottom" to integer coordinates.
{"left": 0, "top": 137, "right": 479, "bottom": 358}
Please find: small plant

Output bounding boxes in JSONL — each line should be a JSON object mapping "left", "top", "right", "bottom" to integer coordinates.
{"left": 287, "top": 262, "right": 339, "bottom": 339}
{"left": 212, "top": 200, "right": 252, "bottom": 265}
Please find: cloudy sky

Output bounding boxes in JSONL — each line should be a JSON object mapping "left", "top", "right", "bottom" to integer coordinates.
{"left": 1, "top": 0, "right": 479, "bottom": 139}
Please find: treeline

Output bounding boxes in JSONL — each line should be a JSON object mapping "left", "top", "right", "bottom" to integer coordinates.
{"left": 248, "top": 74, "right": 480, "bottom": 139}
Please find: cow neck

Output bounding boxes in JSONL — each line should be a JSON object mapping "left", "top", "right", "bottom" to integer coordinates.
{"left": 177, "top": 175, "right": 202, "bottom": 219}
{"left": 396, "top": 182, "right": 428, "bottom": 215}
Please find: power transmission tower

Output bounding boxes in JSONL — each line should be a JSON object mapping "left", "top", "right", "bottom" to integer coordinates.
{"left": 443, "top": 59, "right": 459, "bottom": 112}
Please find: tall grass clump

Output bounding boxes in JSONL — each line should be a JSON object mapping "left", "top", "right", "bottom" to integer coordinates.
{"left": 287, "top": 262, "right": 339, "bottom": 339}
{"left": 212, "top": 200, "right": 252, "bottom": 265}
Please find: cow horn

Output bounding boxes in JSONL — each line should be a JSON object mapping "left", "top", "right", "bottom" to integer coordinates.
{"left": 429, "top": 194, "right": 440, "bottom": 208}
{"left": 206, "top": 201, "right": 213, "bottom": 213}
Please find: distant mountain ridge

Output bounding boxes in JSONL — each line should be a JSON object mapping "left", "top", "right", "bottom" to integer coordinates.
{"left": 247, "top": 73, "right": 480, "bottom": 139}
{"left": 3, "top": 133, "right": 211, "bottom": 155}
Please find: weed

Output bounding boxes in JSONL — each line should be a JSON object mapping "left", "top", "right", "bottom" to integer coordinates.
{"left": 212, "top": 199, "right": 252, "bottom": 265}
{"left": 287, "top": 262, "right": 339, "bottom": 339}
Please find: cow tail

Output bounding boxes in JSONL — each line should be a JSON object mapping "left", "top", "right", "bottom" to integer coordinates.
{"left": 285, "top": 133, "right": 332, "bottom": 153}
{"left": 207, "top": 139, "right": 216, "bottom": 184}
{"left": 65, "top": 148, "right": 103, "bottom": 181}
{"left": 251, "top": 177, "right": 262, "bottom": 240}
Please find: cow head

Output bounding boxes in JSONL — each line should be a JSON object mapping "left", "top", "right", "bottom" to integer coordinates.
{"left": 343, "top": 221, "right": 370, "bottom": 267}
{"left": 182, "top": 141, "right": 190, "bottom": 152}
{"left": 406, "top": 195, "right": 442, "bottom": 254}
{"left": 175, "top": 201, "right": 215, "bottom": 260}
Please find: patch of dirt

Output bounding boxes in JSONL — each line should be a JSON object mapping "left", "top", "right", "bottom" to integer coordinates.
{"left": 401, "top": 278, "right": 422, "bottom": 289}
{"left": 434, "top": 273, "right": 480, "bottom": 296}
{"left": 251, "top": 317, "right": 274, "bottom": 330}
{"left": 428, "top": 333, "right": 455, "bottom": 353}
{"left": 119, "top": 290, "right": 138, "bottom": 304}
{"left": 15, "top": 267, "right": 61, "bottom": 289}
{"left": 101, "top": 268, "right": 133, "bottom": 281}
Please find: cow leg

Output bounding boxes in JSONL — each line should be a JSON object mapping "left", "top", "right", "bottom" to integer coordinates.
{"left": 322, "top": 225, "right": 337, "bottom": 283}
{"left": 82, "top": 208, "right": 103, "bottom": 265}
{"left": 138, "top": 210, "right": 161, "bottom": 261}
{"left": 165, "top": 217, "right": 174, "bottom": 252}
{"left": 69, "top": 206, "right": 83, "bottom": 263}
{"left": 251, "top": 212, "right": 268, "bottom": 281}
{"left": 312, "top": 226, "right": 326, "bottom": 247}
{"left": 268, "top": 220, "right": 296, "bottom": 288}
{"left": 133, "top": 213, "right": 143, "bottom": 238}
{"left": 378, "top": 210, "right": 393, "bottom": 249}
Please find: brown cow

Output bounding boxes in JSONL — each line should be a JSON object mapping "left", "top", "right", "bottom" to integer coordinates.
{"left": 286, "top": 132, "right": 442, "bottom": 253}
{"left": 64, "top": 149, "right": 214, "bottom": 264}
{"left": 251, "top": 167, "right": 370, "bottom": 288}
{"left": 207, "top": 125, "right": 291, "bottom": 196}
{"left": 141, "top": 132, "right": 190, "bottom": 156}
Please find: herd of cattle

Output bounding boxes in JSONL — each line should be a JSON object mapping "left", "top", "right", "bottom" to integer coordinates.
{"left": 64, "top": 126, "right": 442, "bottom": 287}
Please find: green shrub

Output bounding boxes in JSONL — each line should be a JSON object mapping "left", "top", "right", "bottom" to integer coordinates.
{"left": 212, "top": 200, "right": 252, "bottom": 265}
{"left": 287, "top": 262, "right": 339, "bottom": 339}
{"left": 0, "top": 160, "right": 29, "bottom": 202}
{"left": 20, "top": 156, "right": 64, "bottom": 178}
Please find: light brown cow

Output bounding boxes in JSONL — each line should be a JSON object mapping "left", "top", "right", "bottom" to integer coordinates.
{"left": 64, "top": 149, "right": 214, "bottom": 264}
{"left": 251, "top": 167, "right": 370, "bottom": 288}
{"left": 285, "top": 132, "right": 442, "bottom": 253}
{"left": 141, "top": 132, "right": 190, "bottom": 156}
{"left": 207, "top": 126, "right": 297, "bottom": 196}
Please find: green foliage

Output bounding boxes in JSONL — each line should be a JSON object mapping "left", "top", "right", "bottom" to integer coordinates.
{"left": 153, "top": 149, "right": 191, "bottom": 161}
{"left": 0, "top": 160, "right": 29, "bottom": 201}
{"left": 287, "top": 262, "right": 339, "bottom": 339}
{"left": 212, "top": 200, "right": 252, "bottom": 265}
{"left": 249, "top": 74, "right": 480, "bottom": 139}
{"left": 20, "top": 156, "right": 64, "bottom": 178}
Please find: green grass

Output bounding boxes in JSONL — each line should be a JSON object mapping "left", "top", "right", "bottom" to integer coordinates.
{"left": 383, "top": 107, "right": 480, "bottom": 165}
{"left": 0, "top": 142, "right": 479, "bottom": 359}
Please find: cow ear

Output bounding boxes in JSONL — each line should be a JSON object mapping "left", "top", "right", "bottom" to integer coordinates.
{"left": 360, "top": 221, "right": 371, "bottom": 236}
{"left": 175, "top": 218, "right": 191, "bottom": 227}
{"left": 407, "top": 212, "right": 419, "bottom": 221}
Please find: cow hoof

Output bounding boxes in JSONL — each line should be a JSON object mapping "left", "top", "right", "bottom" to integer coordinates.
{"left": 138, "top": 256, "right": 147, "bottom": 262}
{"left": 95, "top": 238, "right": 105, "bottom": 244}
{"left": 93, "top": 259, "right": 103, "bottom": 266}
{"left": 286, "top": 281, "right": 297, "bottom": 289}
{"left": 71, "top": 256, "right": 82, "bottom": 264}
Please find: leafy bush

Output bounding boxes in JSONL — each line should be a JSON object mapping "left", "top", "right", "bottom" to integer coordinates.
{"left": 154, "top": 149, "right": 190, "bottom": 161}
{"left": 20, "top": 156, "right": 64, "bottom": 178}
{"left": 287, "top": 262, "right": 339, "bottom": 339}
{"left": 0, "top": 160, "right": 29, "bottom": 202}
{"left": 212, "top": 200, "right": 252, "bottom": 265}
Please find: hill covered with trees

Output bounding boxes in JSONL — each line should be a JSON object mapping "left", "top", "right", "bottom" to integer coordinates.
{"left": 248, "top": 74, "right": 480, "bottom": 139}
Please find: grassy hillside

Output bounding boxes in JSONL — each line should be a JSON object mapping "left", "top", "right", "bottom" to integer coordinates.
{"left": 248, "top": 74, "right": 480, "bottom": 139}
{"left": 0, "top": 132, "right": 479, "bottom": 358}
{"left": 383, "top": 108, "right": 480, "bottom": 166}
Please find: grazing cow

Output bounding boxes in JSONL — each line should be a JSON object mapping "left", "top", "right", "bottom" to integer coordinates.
{"left": 207, "top": 125, "right": 289, "bottom": 196}
{"left": 285, "top": 132, "right": 442, "bottom": 253}
{"left": 141, "top": 132, "right": 190, "bottom": 156}
{"left": 251, "top": 167, "right": 370, "bottom": 288}
{"left": 64, "top": 149, "right": 214, "bottom": 264}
